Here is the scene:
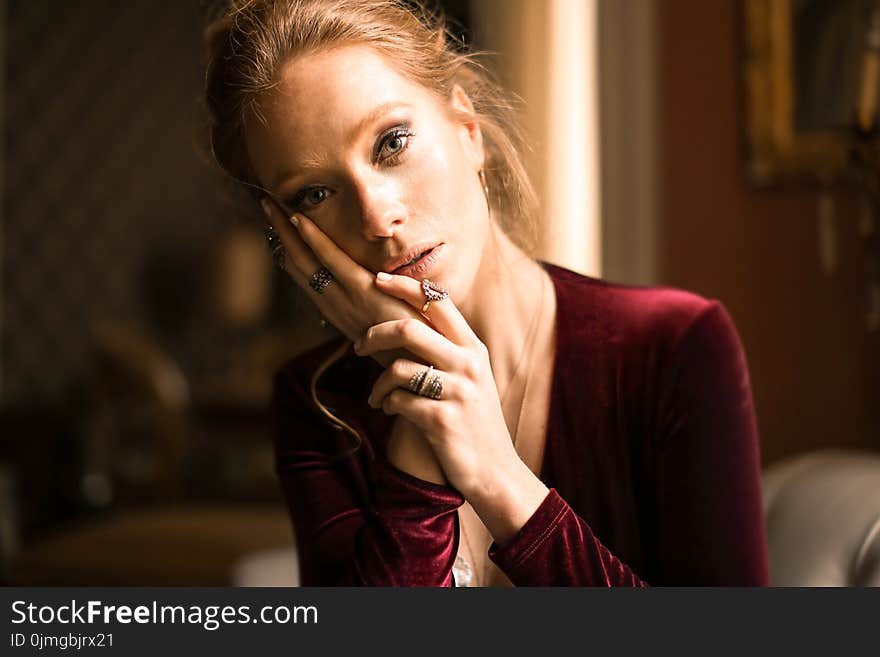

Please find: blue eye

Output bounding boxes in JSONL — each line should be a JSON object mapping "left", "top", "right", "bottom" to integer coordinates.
{"left": 382, "top": 134, "right": 406, "bottom": 155}
{"left": 376, "top": 126, "right": 414, "bottom": 163}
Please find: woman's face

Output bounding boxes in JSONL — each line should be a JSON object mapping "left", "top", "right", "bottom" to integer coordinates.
{"left": 245, "top": 45, "right": 490, "bottom": 303}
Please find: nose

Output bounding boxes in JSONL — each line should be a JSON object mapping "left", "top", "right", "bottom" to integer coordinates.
{"left": 353, "top": 175, "right": 407, "bottom": 240}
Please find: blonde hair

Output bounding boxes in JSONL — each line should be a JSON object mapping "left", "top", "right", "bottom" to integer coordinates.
{"left": 202, "top": 0, "right": 537, "bottom": 250}
{"left": 201, "top": 0, "right": 539, "bottom": 457}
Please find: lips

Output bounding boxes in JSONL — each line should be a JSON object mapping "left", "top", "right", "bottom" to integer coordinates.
{"left": 382, "top": 242, "right": 442, "bottom": 274}
{"left": 393, "top": 244, "right": 445, "bottom": 278}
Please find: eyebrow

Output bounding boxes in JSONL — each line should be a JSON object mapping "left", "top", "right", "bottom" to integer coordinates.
{"left": 347, "top": 101, "right": 413, "bottom": 143}
{"left": 272, "top": 102, "right": 414, "bottom": 191}
{"left": 271, "top": 156, "right": 324, "bottom": 191}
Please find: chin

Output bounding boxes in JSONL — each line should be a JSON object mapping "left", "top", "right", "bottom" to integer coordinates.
{"left": 442, "top": 255, "right": 479, "bottom": 307}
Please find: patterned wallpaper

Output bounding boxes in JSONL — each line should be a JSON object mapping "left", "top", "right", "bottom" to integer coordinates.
{"left": 2, "top": 0, "right": 317, "bottom": 407}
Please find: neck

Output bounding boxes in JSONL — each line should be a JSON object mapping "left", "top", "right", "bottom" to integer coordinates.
{"left": 456, "top": 220, "right": 549, "bottom": 402}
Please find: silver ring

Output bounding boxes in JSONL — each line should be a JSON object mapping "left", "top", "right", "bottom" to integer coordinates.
{"left": 408, "top": 365, "right": 433, "bottom": 394}
{"left": 407, "top": 365, "right": 442, "bottom": 400}
{"left": 309, "top": 266, "right": 334, "bottom": 294}
{"left": 423, "top": 375, "right": 443, "bottom": 400}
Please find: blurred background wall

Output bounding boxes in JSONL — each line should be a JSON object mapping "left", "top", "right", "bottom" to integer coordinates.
{"left": 0, "top": 0, "right": 877, "bottom": 585}
{"left": 654, "top": 0, "right": 880, "bottom": 464}
{"left": 0, "top": 0, "right": 324, "bottom": 584}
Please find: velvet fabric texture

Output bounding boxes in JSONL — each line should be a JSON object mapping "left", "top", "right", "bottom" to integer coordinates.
{"left": 271, "top": 262, "right": 770, "bottom": 586}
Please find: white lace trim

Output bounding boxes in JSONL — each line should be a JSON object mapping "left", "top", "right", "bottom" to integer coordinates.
{"left": 452, "top": 553, "right": 474, "bottom": 587}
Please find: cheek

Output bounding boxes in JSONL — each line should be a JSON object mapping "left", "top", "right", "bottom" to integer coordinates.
{"left": 410, "top": 138, "right": 480, "bottom": 224}
{"left": 410, "top": 135, "right": 488, "bottom": 300}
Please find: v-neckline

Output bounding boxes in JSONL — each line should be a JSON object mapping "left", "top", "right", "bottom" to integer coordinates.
{"left": 533, "top": 260, "right": 562, "bottom": 488}
{"left": 355, "top": 261, "right": 564, "bottom": 488}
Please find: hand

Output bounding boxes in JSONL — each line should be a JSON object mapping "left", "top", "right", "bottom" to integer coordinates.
{"left": 354, "top": 272, "right": 521, "bottom": 498}
{"left": 261, "top": 197, "right": 426, "bottom": 368}
{"left": 263, "top": 198, "right": 445, "bottom": 483}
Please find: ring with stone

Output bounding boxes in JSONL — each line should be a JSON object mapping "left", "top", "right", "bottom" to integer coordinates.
{"left": 309, "top": 266, "right": 334, "bottom": 294}
{"left": 421, "top": 279, "right": 449, "bottom": 313}
{"left": 407, "top": 365, "right": 443, "bottom": 400}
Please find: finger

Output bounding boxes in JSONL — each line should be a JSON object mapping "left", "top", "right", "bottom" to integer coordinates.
{"left": 295, "top": 213, "right": 372, "bottom": 289}
{"left": 262, "top": 196, "right": 354, "bottom": 307}
{"left": 368, "top": 358, "right": 458, "bottom": 409}
{"left": 354, "top": 319, "right": 461, "bottom": 371}
{"left": 260, "top": 197, "right": 320, "bottom": 286}
{"left": 381, "top": 388, "right": 447, "bottom": 437}
{"left": 373, "top": 272, "right": 477, "bottom": 347}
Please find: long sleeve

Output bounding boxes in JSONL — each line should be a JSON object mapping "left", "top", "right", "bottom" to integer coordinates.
{"left": 486, "top": 300, "right": 769, "bottom": 586}
{"left": 271, "top": 362, "right": 465, "bottom": 586}
{"left": 489, "top": 487, "right": 648, "bottom": 586}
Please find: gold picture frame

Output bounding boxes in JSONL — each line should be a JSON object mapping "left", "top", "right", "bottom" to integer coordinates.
{"left": 742, "top": 0, "right": 870, "bottom": 185}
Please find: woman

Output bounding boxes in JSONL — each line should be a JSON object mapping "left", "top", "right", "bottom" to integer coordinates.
{"left": 202, "top": 0, "right": 769, "bottom": 586}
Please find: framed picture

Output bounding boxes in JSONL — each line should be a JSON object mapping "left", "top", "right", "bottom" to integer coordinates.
{"left": 742, "top": 0, "right": 879, "bottom": 185}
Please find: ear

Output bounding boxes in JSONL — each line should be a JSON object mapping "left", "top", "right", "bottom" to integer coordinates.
{"left": 449, "top": 84, "right": 485, "bottom": 170}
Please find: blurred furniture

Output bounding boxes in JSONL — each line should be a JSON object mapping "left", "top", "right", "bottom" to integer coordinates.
{"left": 84, "top": 320, "right": 191, "bottom": 505}
{"left": 84, "top": 318, "right": 282, "bottom": 506}
{"left": 763, "top": 449, "right": 880, "bottom": 586}
{"left": 10, "top": 505, "right": 295, "bottom": 586}
{"left": 6, "top": 318, "right": 293, "bottom": 585}
{"left": 232, "top": 546, "right": 299, "bottom": 587}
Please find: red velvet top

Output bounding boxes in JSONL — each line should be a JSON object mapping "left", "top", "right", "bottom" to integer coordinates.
{"left": 270, "top": 262, "right": 770, "bottom": 586}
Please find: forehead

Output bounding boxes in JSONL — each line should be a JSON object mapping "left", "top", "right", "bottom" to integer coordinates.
{"left": 278, "top": 44, "right": 426, "bottom": 110}
{"left": 247, "top": 45, "right": 436, "bottom": 174}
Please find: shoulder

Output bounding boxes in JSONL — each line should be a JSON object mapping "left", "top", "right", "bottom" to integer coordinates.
{"left": 543, "top": 261, "right": 736, "bottom": 359}
{"left": 543, "top": 263, "right": 755, "bottom": 445}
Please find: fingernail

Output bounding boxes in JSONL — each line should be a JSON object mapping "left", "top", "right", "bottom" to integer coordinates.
{"left": 260, "top": 197, "right": 272, "bottom": 218}
{"left": 353, "top": 338, "right": 362, "bottom": 352}
{"left": 289, "top": 214, "right": 300, "bottom": 228}
{"left": 376, "top": 271, "right": 392, "bottom": 281}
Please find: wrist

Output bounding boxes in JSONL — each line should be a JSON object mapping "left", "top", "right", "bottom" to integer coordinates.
{"left": 467, "top": 456, "right": 549, "bottom": 546}
{"left": 386, "top": 418, "right": 447, "bottom": 486}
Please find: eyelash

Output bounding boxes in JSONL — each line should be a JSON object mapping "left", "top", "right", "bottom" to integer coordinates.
{"left": 287, "top": 124, "right": 415, "bottom": 210}
{"left": 374, "top": 125, "right": 415, "bottom": 165}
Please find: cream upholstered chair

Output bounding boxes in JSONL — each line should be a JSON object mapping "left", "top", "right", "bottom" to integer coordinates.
{"left": 232, "top": 546, "right": 299, "bottom": 587}
{"left": 762, "top": 449, "right": 880, "bottom": 587}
